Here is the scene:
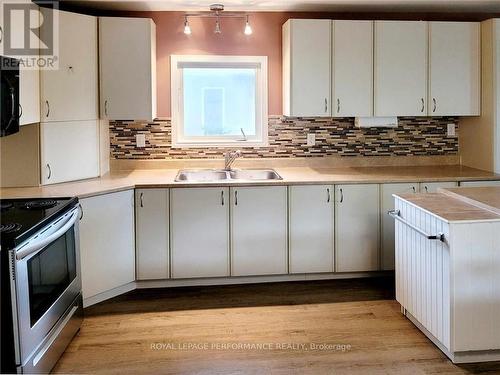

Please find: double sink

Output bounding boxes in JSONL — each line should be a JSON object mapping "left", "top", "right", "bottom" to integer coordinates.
{"left": 175, "top": 169, "right": 282, "bottom": 182}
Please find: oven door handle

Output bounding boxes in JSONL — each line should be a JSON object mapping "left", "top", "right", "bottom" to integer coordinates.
{"left": 16, "top": 209, "right": 80, "bottom": 261}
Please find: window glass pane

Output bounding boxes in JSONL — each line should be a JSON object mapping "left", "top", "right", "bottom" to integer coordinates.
{"left": 183, "top": 68, "right": 256, "bottom": 137}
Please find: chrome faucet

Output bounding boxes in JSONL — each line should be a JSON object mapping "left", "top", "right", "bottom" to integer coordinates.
{"left": 224, "top": 150, "right": 242, "bottom": 170}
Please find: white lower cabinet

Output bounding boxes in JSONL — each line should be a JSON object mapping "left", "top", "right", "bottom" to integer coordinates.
{"left": 79, "top": 190, "right": 135, "bottom": 301}
{"left": 380, "top": 183, "right": 418, "bottom": 270}
{"left": 231, "top": 186, "right": 288, "bottom": 276}
{"left": 289, "top": 185, "right": 334, "bottom": 273}
{"left": 335, "top": 184, "right": 380, "bottom": 272}
{"left": 420, "top": 181, "right": 457, "bottom": 193}
{"left": 40, "top": 121, "right": 99, "bottom": 185}
{"left": 135, "top": 189, "right": 169, "bottom": 280}
{"left": 171, "top": 188, "right": 230, "bottom": 279}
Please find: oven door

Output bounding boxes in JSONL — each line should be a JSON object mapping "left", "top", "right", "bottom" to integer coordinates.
{"left": 13, "top": 207, "right": 81, "bottom": 364}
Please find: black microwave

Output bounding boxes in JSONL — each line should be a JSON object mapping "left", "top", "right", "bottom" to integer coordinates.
{"left": 1, "top": 56, "right": 20, "bottom": 137}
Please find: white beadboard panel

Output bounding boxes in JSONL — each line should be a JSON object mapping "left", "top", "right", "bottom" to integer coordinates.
{"left": 394, "top": 197, "right": 451, "bottom": 350}
{"left": 450, "top": 221, "right": 500, "bottom": 351}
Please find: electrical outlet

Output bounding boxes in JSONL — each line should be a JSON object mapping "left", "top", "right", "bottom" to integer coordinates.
{"left": 306, "top": 133, "right": 316, "bottom": 146}
{"left": 136, "top": 134, "right": 146, "bottom": 148}
{"left": 447, "top": 123, "right": 456, "bottom": 137}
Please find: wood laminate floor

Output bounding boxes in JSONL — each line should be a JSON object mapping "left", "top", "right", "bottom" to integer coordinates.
{"left": 53, "top": 277, "right": 500, "bottom": 374}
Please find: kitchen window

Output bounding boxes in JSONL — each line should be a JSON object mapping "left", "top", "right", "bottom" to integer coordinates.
{"left": 171, "top": 55, "right": 268, "bottom": 147}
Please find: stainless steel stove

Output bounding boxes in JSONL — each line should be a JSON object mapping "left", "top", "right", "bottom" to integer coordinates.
{"left": 1, "top": 197, "right": 83, "bottom": 374}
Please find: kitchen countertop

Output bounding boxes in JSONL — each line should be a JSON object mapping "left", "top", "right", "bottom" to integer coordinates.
{"left": 395, "top": 186, "right": 500, "bottom": 223}
{"left": 440, "top": 186, "right": 500, "bottom": 215}
{"left": 0, "top": 164, "right": 499, "bottom": 199}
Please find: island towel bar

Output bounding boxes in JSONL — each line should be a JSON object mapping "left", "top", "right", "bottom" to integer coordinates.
{"left": 388, "top": 209, "right": 445, "bottom": 242}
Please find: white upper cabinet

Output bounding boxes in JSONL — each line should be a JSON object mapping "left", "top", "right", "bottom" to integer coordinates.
{"left": 375, "top": 21, "right": 428, "bottom": 116}
{"left": 19, "top": 68, "right": 40, "bottom": 126}
{"left": 231, "top": 187, "right": 288, "bottom": 276}
{"left": 135, "top": 189, "right": 170, "bottom": 280}
{"left": 283, "top": 19, "right": 331, "bottom": 117}
{"left": 40, "top": 120, "right": 99, "bottom": 185}
{"left": 289, "top": 185, "right": 334, "bottom": 273}
{"left": 333, "top": 20, "right": 373, "bottom": 117}
{"left": 170, "top": 188, "right": 229, "bottom": 279}
{"left": 99, "top": 17, "right": 157, "bottom": 121}
{"left": 40, "top": 9, "right": 98, "bottom": 122}
{"left": 429, "top": 22, "right": 480, "bottom": 116}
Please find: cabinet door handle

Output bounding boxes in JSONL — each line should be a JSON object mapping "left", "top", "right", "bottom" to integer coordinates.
{"left": 424, "top": 186, "right": 429, "bottom": 193}
{"left": 324, "top": 98, "right": 328, "bottom": 113}
{"left": 432, "top": 98, "right": 437, "bottom": 113}
{"left": 234, "top": 190, "right": 238, "bottom": 206}
{"left": 45, "top": 100, "right": 50, "bottom": 118}
{"left": 327, "top": 188, "right": 331, "bottom": 203}
{"left": 140, "top": 192, "right": 144, "bottom": 207}
{"left": 0, "top": 26, "right": 3, "bottom": 43}
{"left": 339, "top": 188, "right": 343, "bottom": 203}
{"left": 19, "top": 104, "right": 23, "bottom": 119}
{"left": 46, "top": 164, "right": 51, "bottom": 180}
{"left": 104, "top": 100, "right": 108, "bottom": 116}
{"left": 420, "top": 98, "right": 424, "bottom": 113}
{"left": 221, "top": 190, "right": 224, "bottom": 206}
{"left": 412, "top": 186, "right": 416, "bottom": 193}
{"left": 78, "top": 204, "right": 84, "bottom": 220}
{"left": 337, "top": 98, "right": 340, "bottom": 114}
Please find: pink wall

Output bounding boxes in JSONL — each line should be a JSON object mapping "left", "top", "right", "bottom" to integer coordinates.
{"left": 110, "top": 10, "right": 496, "bottom": 118}
{"left": 130, "top": 12, "right": 294, "bottom": 117}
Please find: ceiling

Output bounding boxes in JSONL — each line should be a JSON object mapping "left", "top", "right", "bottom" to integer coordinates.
{"left": 61, "top": 0, "right": 500, "bottom": 13}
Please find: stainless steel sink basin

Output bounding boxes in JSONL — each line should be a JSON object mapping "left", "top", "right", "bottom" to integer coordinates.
{"left": 175, "top": 169, "right": 228, "bottom": 182}
{"left": 174, "top": 169, "right": 282, "bottom": 182}
{"left": 229, "top": 169, "right": 282, "bottom": 181}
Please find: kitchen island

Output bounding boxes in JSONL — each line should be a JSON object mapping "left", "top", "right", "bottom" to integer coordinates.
{"left": 393, "top": 186, "right": 500, "bottom": 363}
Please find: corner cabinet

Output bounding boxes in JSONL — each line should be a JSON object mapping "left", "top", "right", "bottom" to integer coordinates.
{"left": 429, "top": 22, "right": 480, "bottom": 116}
{"left": 79, "top": 190, "right": 135, "bottom": 305}
{"left": 374, "top": 21, "right": 428, "bottom": 116}
{"left": 282, "top": 19, "right": 332, "bottom": 117}
{"left": 99, "top": 17, "right": 157, "bottom": 121}
{"left": 231, "top": 186, "right": 288, "bottom": 276}
{"left": 289, "top": 185, "right": 334, "bottom": 273}
{"left": 335, "top": 184, "right": 380, "bottom": 272}
{"left": 135, "top": 189, "right": 170, "bottom": 280}
{"left": 170, "top": 188, "right": 230, "bottom": 279}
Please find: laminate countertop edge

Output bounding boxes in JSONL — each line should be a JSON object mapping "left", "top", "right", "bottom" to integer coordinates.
{"left": 1, "top": 165, "right": 499, "bottom": 200}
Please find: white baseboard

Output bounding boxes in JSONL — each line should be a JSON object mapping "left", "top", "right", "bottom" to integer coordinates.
{"left": 83, "top": 282, "right": 136, "bottom": 308}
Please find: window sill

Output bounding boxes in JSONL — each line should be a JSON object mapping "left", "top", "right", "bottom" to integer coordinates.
{"left": 171, "top": 140, "right": 268, "bottom": 149}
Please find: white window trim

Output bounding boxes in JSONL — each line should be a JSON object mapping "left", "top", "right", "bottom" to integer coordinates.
{"left": 171, "top": 55, "right": 268, "bottom": 148}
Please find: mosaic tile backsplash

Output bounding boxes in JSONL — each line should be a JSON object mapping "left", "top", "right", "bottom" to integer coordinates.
{"left": 109, "top": 116, "right": 459, "bottom": 159}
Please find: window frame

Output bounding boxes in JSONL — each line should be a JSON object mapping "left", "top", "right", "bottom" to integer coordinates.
{"left": 171, "top": 55, "right": 268, "bottom": 148}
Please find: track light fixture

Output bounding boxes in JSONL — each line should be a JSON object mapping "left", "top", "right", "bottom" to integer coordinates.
{"left": 183, "top": 4, "right": 252, "bottom": 36}
{"left": 183, "top": 16, "right": 191, "bottom": 35}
